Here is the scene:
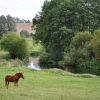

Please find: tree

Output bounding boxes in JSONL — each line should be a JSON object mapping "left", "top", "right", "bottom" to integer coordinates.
{"left": 71, "top": 31, "right": 92, "bottom": 49}
{"left": 0, "top": 32, "right": 28, "bottom": 59}
{"left": 6, "top": 14, "right": 16, "bottom": 32}
{"left": 0, "top": 14, "right": 17, "bottom": 39}
{"left": 64, "top": 31, "right": 92, "bottom": 67}
{"left": 90, "top": 29, "right": 100, "bottom": 59}
{"left": 32, "top": 0, "right": 74, "bottom": 65}
{"left": 20, "top": 30, "right": 30, "bottom": 38}
{"left": 32, "top": 0, "right": 100, "bottom": 66}
{"left": 0, "top": 15, "right": 7, "bottom": 38}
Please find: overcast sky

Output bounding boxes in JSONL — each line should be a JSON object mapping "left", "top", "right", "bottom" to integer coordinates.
{"left": 0, "top": 0, "right": 45, "bottom": 22}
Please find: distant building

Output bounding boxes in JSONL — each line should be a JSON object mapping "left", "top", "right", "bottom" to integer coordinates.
{"left": 13, "top": 17, "right": 30, "bottom": 23}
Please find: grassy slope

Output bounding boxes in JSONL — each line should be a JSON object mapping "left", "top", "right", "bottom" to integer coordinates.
{"left": 26, "top": 39, "right": 43, "bottom": 52}
{"left": 0, "top": 67, "right": 100, "bottom": 100}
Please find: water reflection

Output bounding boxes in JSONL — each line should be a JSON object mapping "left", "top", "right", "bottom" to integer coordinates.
{"left": 28, "top": 62, "right": 41, "bottom": 70}
{"left": 28, "top": 57, "right": 100, "bottom": 75}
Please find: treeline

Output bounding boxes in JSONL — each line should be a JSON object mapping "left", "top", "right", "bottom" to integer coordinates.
{"left": 0, "top": 14, "right": 16, "bottom": 38}
{"left": 32, "top": 0, "right": 100, "bottom": 72}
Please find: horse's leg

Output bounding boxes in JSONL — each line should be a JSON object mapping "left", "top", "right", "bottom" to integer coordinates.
{"left": 14, "top": 82, "right": 16, "bottom": 90}
{"left": 15, "top": 82, "right": 18, "bottom": 89}
{"left": 5, "top": 81, "right": 7, "bottom": 89}
{"left": 16, "top": 82, "right": 18, "bottom": 89}
{"left": 7, "top": 82, "right": 9, "bottom": 89}
{"left": 6, "top": 81, "right": 9, "bottom": 89}
{"left": 14, "top": 82, "right": 18, "bottom": 90}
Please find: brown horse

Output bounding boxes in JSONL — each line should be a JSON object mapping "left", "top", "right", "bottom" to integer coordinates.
{"left": 5, "top": 72, "right": 24, "bottom": 89}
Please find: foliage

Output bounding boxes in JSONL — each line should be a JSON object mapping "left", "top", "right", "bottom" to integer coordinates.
{"left": 64, "top": 31, "right": 92, "bottom": 67}
{"left": 79, "top": 58, "right": 100, "bottom": 69}
{"left": 0, "top": 32, "right": 29, "bottom": 59}
{"left": 71, "top": 31, "right": 92, "bottom": 49}
{"left": 0, "top": 15, "right": 7, "bottom": 38}
{"left": 32, "top": 0, "right": 74, "bottom": 65}
{"left": 39, "top": 52, "right": 51, "bottom": 63}
{"left": 0, "top": 14, "right": 16, "bottom": 38}
{"left": 6, "top": 14, "right": 16, "bottom": 32}
{"left": 20, "top": 30, "right": 30, "bottom": 38}
{"left": 90, "top": 29, "right": 100, "bottom": 59}
{"left": 32, "top": 0, "right": 100, "bottom": 66}
{"left": 30, "top": 51, "right": 40, "bottom": 57}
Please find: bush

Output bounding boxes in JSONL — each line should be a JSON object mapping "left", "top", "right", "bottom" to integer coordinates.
{"left": 0, "top": 32, "right": 29, "bottom": 59}
{"left": 30, "top": 51, "right": 40, "bottom": 57}
{"left": 90, "top": 29, "right": 100, "bottom": 59}
{"left": 64, "top": 31, "right": 92, "bottom": 67}
{"left": 71, "top": 31, "right": 92, "bottom": 49}
{"left": 20, "top": 30, "right": 30, "bottom": 38}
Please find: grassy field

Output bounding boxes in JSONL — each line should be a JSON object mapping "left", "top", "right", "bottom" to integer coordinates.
{"left": 26, "top": 39, "right": 43, "bottom": 52}
{"left": 0, "top": 66, "right": 100, "bottom": 100}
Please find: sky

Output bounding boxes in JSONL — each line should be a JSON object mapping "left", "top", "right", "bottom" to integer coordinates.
{"left": 0, "top": 0, "right": 45, "bottom": 22}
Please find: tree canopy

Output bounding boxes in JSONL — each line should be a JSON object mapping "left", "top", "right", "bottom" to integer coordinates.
{"left": 0, "top": 14, "right": 16, "bottom": 38}
{"left": 0, "top": 15, "right": 7, "bottom": 38}
{"left": 32, "top": 0, "right": 100, "bottom": 65}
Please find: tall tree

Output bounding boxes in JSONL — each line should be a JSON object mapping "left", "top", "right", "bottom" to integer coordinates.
{"left": 32, "top": 0, "right": 100, "bottom": 65}
{"left": 33, "top": 0, "right": 74, "bottom": 65}
{"left": 6, "top": 14, "right": 16, "bottom": 32}
{"left": 0, "top": 15, "right": 7, "bottom": 38}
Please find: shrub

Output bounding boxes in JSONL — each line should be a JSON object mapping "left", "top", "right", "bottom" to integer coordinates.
{"left": 71, "top": 31, "right": 92, "bottom": 49}
{"left": 20, "top": 30, "right": 30, "bottom": 38}
{"left": 90, "top": 29, "right": 100, "bottom": 59}
{"left": 0, "top": 32, "right": 29, "bottom": 59}
{"left": 64, "top": 31, "right": 92, "bottom": 67}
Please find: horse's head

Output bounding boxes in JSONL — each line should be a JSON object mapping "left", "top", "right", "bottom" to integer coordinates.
{"left": 15, "top": 72, "right": 24, "bottom": 79}
{"left": 21, "top": 72, "right": 24, "bottom": 79}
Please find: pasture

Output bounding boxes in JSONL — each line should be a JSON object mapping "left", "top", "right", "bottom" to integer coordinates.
{"left": 0, "top": 66, "right": 100, "bottom": 100}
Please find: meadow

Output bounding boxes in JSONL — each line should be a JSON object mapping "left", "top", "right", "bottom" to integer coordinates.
{"left": 0, "top": 39, "right": 100, "bottom": 100}
{"left": 0, "top": 66, "right": 100, "bottom": 100}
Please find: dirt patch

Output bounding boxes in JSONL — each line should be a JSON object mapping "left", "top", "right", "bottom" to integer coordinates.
{"left": 16, "top": 23, "right": 35, "bottom": 33}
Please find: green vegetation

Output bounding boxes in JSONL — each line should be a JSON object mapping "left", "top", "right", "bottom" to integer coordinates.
{"left": 0, "top": 14, "right": 16, "bottom": 38}
{"left": 32, "top": 0, "right": 100, "bottom": 70}
{"left": 0, "top": 32, "right": 28, "bottom": 59}
{"left": 20, "top": 30, "right": 30, "bottom": 38}
{"left": 0, "top": 66, "right": 100, "bottom": 100}
{"left": 64, "top": 31, "right": 92, "bottom": 67}
{"left": 90, "top": 29, "right": 100, "bottom": 59}
{"left": 26, "top": 39, "right": 43, "bottom": 52}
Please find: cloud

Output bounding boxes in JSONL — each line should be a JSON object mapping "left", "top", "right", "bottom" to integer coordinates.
{"left": 0, "top": 0, "right": 45, "bottom": 21}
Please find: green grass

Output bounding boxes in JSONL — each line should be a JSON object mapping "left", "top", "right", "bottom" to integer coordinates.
{"left": 0, "top": 67, "right": 100, "bottom": 100}
{"left": 26, "top": 39, "right": 43, "bottom": 52}
{"left": 0, "top": 51, "right": 10, "bottom": 59}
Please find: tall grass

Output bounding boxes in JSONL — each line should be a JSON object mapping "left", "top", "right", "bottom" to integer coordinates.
{"left": 0, "top": 66, "right": 100, "bottom": 100}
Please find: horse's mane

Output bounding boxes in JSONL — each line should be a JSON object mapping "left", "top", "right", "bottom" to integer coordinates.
{"left": 15, "top": 72, "right": 22, "bottom": 76}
